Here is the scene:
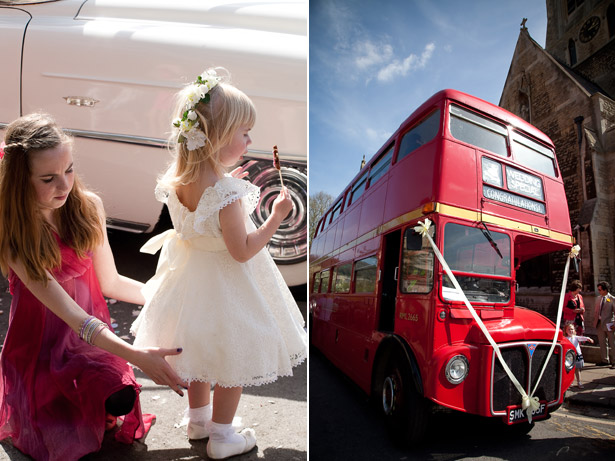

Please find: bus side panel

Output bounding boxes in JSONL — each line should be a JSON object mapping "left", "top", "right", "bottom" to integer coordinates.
{"left": 357, "top": 180, "right": 388, "bottom": 237}
{"left": 438, "top": 142, "right": 478, "bottom": 211}
{"left": 311, "top": 294, "right": 335, "bottom": 352}
{"left": 334, "top": 215, "right": 346, "bottom": 251}
{"left": 396, "top": 294, "right": 434, "bottom": 371}
{"left": 543, "top": 176, "right": 572, "bottom": 236}
{"left": 339, "top": 201, "right": 362, "bottom": 249}
{"left": 334, "top": 294, "right": 378, "bottom": 392}
{"left": 322, "top": 223, "right": 339, "bottom": 257}
{"left": 355, "top": 236, "right": 380, "bottom": 260}
{"left": 383, "top": 146, "right": 438, "bottom": 224}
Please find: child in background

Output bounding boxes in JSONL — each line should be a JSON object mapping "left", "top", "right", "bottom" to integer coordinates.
{"left": 564, "top": 322, "right": 594, "bottom": 388}
{"left": 0, "top": 113, "right": 187, "bottom": 461}
{"left": 131, "top": 68, "right": 307, "bottom": 459}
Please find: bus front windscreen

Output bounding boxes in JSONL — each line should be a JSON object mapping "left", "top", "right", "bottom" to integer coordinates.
{"left": 442, "top": 223, "right": 511, "bottom": 303}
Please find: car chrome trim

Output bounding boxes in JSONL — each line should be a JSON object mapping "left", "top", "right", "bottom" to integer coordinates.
{"left": 3, "top": 122, "right": 308, "bottom": 164}
{"left": 106, "top": 218, "right": 151, "bottom": 234}
{"left": 64, "top": 128, "right": 167, "bottom": 148}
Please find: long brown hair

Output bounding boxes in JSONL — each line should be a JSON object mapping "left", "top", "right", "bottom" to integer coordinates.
{"left": 0, "top": 113, "right": 102, "bottom": 284}
{"left": 159, "top": 69, "right": 256, "bottom": 190}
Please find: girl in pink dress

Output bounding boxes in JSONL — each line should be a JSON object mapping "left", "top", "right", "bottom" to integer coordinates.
{"left": 0, "top": 113, "right": 187, "bottom": 461}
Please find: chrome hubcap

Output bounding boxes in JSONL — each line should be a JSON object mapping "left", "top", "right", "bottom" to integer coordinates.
{"left": 383, "top": 376, "right": 396, "bottom": 415}
{"left": 242, "top": 160, "right": 307, "bottom": 265}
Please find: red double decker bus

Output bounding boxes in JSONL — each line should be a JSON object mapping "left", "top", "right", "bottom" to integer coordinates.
{"left": 309, "top": 89, "right": 577, "bottom": 442}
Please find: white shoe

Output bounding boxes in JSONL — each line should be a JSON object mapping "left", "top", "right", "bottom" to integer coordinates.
{"left": 187, "top": 419, "right": 210, "bottom": 440}
{"left": 206, "top": 428, "right": 257, "bottom": 459}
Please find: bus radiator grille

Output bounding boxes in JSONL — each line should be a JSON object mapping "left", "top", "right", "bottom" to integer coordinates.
{"left": 491, "top": 344, "right": 561, "bottom": 413}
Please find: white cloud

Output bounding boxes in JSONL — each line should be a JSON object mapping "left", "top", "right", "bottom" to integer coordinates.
{"left": 355, "top": 41, "right": 393, "bottom": 69}
{"left": 377, "top": 42, "right": 435, "bottom": 82}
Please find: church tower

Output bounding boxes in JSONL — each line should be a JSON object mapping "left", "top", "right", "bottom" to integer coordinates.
{"left": 500, "top": 1, "right": 615, "bottom": 323}
{"left": 546, "top": 0, "right": 615, "bottom": 97}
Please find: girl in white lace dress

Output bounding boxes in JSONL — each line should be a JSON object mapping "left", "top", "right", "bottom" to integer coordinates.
{"left": 131, "top": 69, "right": 307, "bottom": 459}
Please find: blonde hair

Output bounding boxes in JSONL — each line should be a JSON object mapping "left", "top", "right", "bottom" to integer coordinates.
{"left": 0, "top": 113, "right": 103, "bottom": 284}
{"left": 160, "top": 69, "right": 256, "bottom": 189}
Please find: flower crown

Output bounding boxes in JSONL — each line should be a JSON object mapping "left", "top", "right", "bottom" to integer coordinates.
{"left": 172, "top": 70, "right": 222, "bottom": 151}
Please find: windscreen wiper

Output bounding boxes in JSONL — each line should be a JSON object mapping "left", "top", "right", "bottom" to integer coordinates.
{"left": 479, "top": 222, "right": 503, "bottom": 259}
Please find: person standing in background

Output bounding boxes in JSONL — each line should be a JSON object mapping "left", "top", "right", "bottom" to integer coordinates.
{"left": 594, "top": 281, "right": 615, "bottom": 368}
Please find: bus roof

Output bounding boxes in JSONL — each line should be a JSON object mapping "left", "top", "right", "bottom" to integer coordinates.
{"left": 329, "top": 89, "right": 555, "bottom": 206}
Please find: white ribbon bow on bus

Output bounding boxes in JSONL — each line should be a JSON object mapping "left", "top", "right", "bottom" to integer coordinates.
{"left": 414, "top": 218, "right": 579, "bottom": 424}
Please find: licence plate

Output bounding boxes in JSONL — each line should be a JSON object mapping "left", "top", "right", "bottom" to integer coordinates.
{"left": 505, "top": 401, "right": 548, "bottom": 425}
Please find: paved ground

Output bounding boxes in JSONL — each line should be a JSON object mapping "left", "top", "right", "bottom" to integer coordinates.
{"left": 0, "top": 228, "right": 307, "bottom": 460}
{"left": 565, "top": 361, "right": 615, "bottom": 409}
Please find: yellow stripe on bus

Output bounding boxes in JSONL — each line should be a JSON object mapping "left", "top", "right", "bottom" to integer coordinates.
{"left": 310, "top": 202, "right": 573, "bottom": 268}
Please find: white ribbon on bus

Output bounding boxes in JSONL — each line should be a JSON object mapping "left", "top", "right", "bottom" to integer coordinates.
{"left": 414, "top": 218, "right": 579, "bottom": 424}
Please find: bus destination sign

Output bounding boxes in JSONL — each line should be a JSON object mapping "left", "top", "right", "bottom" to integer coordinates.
{"left": 483, "top": 186, "right": 546, "bottom": 214}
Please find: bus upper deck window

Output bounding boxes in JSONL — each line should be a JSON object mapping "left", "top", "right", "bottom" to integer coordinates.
{"left": 368, "top": 144, "right": 394, "bottom": 186}
{"left": 449, "top": 105, "right": 508, "bottom": 157}
{"left": 397, "top": 109, "right": 441, "bottom": 163}
{"left": 512, "top": 132, "right": 556, "bottom": 177}
{"left": 321, "top": 212, "right": 330, "bottom": 232}
{"left": 330, "top": 198, "right": 343, "bottom": 223}
{"left": 348, "top": 172, "right": 368, "bottom": 206}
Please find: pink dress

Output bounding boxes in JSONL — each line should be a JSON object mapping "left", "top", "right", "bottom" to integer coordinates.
{"left": 0, "top": 236, "right": 153, "bottom": 461}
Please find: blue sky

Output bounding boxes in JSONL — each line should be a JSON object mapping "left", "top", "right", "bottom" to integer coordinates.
{"left": 309, "top": 0, "right": 548, "bottom": 200}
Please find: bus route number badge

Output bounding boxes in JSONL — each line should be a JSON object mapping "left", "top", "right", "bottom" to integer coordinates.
{"left": 505, "top": 401, "right": 548, "bottom": 425}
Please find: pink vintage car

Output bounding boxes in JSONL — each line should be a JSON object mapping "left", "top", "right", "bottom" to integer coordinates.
{"left": 0, "top": 0, "right": 307, "bottom": 286}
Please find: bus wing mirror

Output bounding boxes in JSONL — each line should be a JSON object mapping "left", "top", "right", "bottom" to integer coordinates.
{"left": 405, "top": 231, "right": 423, "bottom": 250}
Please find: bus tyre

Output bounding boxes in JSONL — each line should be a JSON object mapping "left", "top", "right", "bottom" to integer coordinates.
{"left": 378, "top": 349, "right": 429, "bottom": 445}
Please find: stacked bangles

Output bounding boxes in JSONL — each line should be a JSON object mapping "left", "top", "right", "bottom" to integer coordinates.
{"left": 79, "top": 316, "right": 109, "bottom": 345}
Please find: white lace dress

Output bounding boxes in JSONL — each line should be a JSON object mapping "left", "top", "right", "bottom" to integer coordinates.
{"left": 131, "top": 176, "right": 307, "bottom": 387}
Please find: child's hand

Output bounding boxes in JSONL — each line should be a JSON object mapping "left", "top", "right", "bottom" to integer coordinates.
{"left": 271, "top": 187, "right": 293, "bottom": 220}
{"left": 589, "top": 338, "right": 594, "bottom": 344}
{"left": 230, "top": 165, "right": 249, "bottom": 179}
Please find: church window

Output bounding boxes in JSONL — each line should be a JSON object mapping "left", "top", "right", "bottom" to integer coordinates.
{"left": 608, "top": 4, "right": 615, "bottom": 38}
{"left": 568, "top": 39, "right": 577, "bottom": 66}
{"left": 567, "top": 0, "right": 585, "bottom": 15}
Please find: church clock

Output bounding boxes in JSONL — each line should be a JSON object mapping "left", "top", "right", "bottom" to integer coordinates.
{"left": 579, "top": 16, "right": 600, "bottom": 43}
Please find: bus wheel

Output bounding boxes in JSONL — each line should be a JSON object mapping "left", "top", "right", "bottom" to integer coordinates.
{"left": 378, "top": 349, "right": 429, "bottom": 445}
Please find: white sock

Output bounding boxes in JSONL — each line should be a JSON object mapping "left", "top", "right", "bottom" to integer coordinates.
{"left": 209, "top": 421, "right": 244, "bottom": 443}
{"left": 189, "top": 404, "right": 212, "bottom": 424}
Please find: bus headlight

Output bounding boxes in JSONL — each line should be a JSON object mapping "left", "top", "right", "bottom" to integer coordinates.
{"left": 565, "top": 350, "right": 576, "bottom": 372}
{"left": 445, "top": 355, "right": 469, "bottom": 384}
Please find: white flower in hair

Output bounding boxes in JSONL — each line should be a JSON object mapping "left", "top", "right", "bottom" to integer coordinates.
{"left": 180, "top": 119, "right": 192, "bottom": 132}
{"left": 173, "top": 69, "right": 221, "bottom": 151}
{"left": 184, "top": 127, "right": 207, "bottom": 151}
{"left": 200, "top": 70, "right": 221, "bottom": 89}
